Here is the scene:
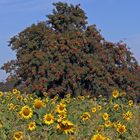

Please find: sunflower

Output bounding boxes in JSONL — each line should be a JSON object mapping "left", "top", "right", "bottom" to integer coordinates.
{"left": 78, "top": 95, "right": 85, "bottom": 100}
{"left": 43, "top": 113, "right": 54, "bottom": 125}
{"left": 65, "top": 93, "right": 71, "bottom": 98}
{"left": 8, "top": 103, "right": 14, "bottom": 110}
{"left": 65, "top": 98, "right": 71, "bottom": 104}
{"left": 113, "top": 121, "right": 122, "bottom": 128}
{"left": 23, "top": 98, "right": 28, "bottom": 103}
{"left": 16, "top": 95, "right": 23, "bottom": 101}
{"left": 112, "top": 90, "right": 119, "bottom": 98}
{"left": 13, "top": 131, "right": 23, "bottom": 140}
{"left": 81, "top": 112, "right": 91, "bottom": 121}
{"left": 91, "top": 133, "right": 106, "bottom": 140}
{"left": 17, "top": 90, "right": 21, "bottom": 94}
{"left": 123, "top": 111, "right": 132, "bottom": 121}
{"left": 92, "top": 107, "right": 97, "bottom": 113}
{"left": 56, "top": 103, "right": 67, "bottom": 113}
{"left": 128, "top": 100, "right": 133, "bottom": 107}
{"left": 104, "top": 120, "right": 112, "bottom": 127}
{"left": 97, "top": 105, "right": 102, "bottom": 111}
{"left": 113, "top": 104, "right": 119, "bottom": 111}
{"left": 12, "top": 88, "right": 18, "bottom": 94}
{"left": 117, "top": 124, "right": 126, "bottom": 134}
{"left": 97, "top": 125, "right": 104, "bottom": 132}
{"left": 102, "top": 113, "right": 109, "bottom": 121}
{"left": 58, "top": 112, "right": 67, "bottom": 120}
{"left": 6, "top": 95, "right": 10, "bottom": 100}
{"left": 56, "top": 120, "right": 75, "bottom": 134}
{"left": 121, "top": 91, "right": 126, "bottom": 97}
{"left": 0, "top": 91, "right": 4, "bottom": 97}
{"left": 28, "top": 121, "right": 36, "bottom": 131}
{"left": 33, "top": 99, "right": 45, "bottom": 109}
{"left": 19, "top": 105, "right": 33, "bottom": 119}
{"left": 13, "top": 105, "right": 19, "bottom": 111}
{"left": 45, "top": 97, "right": 49, "bottom": 103}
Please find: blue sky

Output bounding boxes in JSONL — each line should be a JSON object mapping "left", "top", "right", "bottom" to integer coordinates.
{"left": 0, "top": 0, "right": 140, "bottom": 81}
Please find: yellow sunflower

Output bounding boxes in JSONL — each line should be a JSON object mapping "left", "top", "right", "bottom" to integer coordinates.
{"left": 112, "top": 90, "right": 119, "bottom": 98}
{"left": 78, "top": 95, "right": 85, "bottom": 100}
{"left": 13, "top": 105, "right": 19, "bottom": 111}
{"left": 97, "top": 125, "right": 104, "bottom": 132}
{"left": 56, "top": 103, "right": 67, "bottom": 113}
{"left": 113, "top": 104, "right": 119, "bottom": 111}
{"left": 33, "top": 99, "right": 45, "bottom": 109}
{"left": 43, "top": 113, "right": 54, "bottom": 125}
{"left": 121, "top": 91, "right": 126, "bottom": 97}
{"left": 56, "top": 120, "right": 75, "bottom": 134}
{"left": 97, "top": 105, "right": 102, "bottom": 111}
{"left": 113, "top": 121, "right": 122, "bottom": 128}
{"left": 81, "top": 112, "right": 91, "bottom": 121}
{"left": 117, "top": 124, "right": 126, "bottom": 134}
{"left": 13, "top": 131, "right": 23, "bottom": 140}
{"left": 102, "top": 113, "right": 109, "bottom": 121}
{"left": 0, "top": 91, "right": 4, "bottom": 97}
{"left": 65, "top": 98, "right": 71, "bottom": 104}
{"left": 65, "top": 93, "right": 71, "bottom": 98}
{"left": 28, "top": 121, "right": 36, "bottom": 131}
{"left": 23, "top": 98, "right": 28, "bottom": 103}
{"left": 45, "top": 97, "right": 49, "bottom": 103}
{"left": 123, "top": 111, "right": 132, "bottom": 121}
{"left": 19, "top": 105, "right": 33, "bottom": 119}
{"left": 128, "top": 100, "right": 133, "bottom": 107}
{"left": 16, "top": 95, "right": 23, "bottom": 101}
{"left": 92, "top": 107, "right": 97, "bottom": 113}
{"left": 91, "top": 133, "right": 106, "bottom": 140}
{"left": 17, "top": 90, "right": 21, "bottom": 94}
{"left": 104, "top": 120, "right": 112, "bottom": 127}
{"left": 58, "top": 112, "right": 67, "bottom": 120}
{"left": 8, "top": 103, "right": 14, "bottom": 110}
{"left": 12, "top": 88, "right": 18, "bottom": 94}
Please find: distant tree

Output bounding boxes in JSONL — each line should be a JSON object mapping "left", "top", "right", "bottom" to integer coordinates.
{"left": 0, "top": 76, "right": 16, "bottom": 92}
{"left": 1, "top": 2, "right": 140, "bottom": 99}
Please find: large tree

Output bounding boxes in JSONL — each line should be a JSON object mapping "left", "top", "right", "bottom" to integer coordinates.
{"left": 1, "top": 2, "right": 140, "bottom": 99}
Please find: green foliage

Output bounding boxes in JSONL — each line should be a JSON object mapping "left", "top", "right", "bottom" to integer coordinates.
{"left": 1, "top": 2, "right": 140, "bottom": 99}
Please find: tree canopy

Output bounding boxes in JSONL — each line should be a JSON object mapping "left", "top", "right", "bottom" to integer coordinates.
{"left": 1, "top": 2, "right": 140, "bottom": 100}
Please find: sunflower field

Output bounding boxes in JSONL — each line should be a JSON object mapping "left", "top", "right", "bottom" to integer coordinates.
{"left": 0, "top": 89, "right": 140, "bottom": 140}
